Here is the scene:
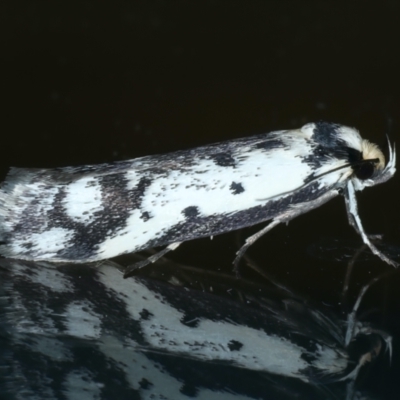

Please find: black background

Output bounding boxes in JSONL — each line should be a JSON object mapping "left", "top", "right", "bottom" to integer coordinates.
{"left": 2, "top": 1, "right": 400, "bottom": 398}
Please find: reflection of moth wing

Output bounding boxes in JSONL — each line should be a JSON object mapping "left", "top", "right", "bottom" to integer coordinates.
{"left": 0, "top": 259, "right": 390, "bottom": 399}
{"left": 0, "top": 121, "right": 396, "bottom": 268}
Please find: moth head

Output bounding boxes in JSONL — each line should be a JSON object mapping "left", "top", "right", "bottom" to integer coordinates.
{"left": 352, "top": 136, "right": 396, "bottom": 189}
{"left": 302, "top": 122, "right": 395, "bottom": 191}
{"left": 352, "top": 140, "right": 385, "bottom": 180}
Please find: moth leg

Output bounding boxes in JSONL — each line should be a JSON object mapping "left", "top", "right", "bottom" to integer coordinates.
{"left": 233, "top": 219, "right": 281, "bottom": 277}
{"left": 345, "top": 196, "right": 382, "bottom": 245}
{"left": 124, "top": 242, "right": 182, "bottom": 278}
{"left": 344, "top": 190, "right": 360, "bottom": 234}
{"left": 345, "top": 191, "right": 384, "bottom": 244}
{"left": 345, "top": 181, "right": 398, "bottom": 267}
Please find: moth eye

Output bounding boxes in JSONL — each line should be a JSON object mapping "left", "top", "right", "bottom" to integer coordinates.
{"left": 353, "top": 161, "right": 375, "bottom": 180}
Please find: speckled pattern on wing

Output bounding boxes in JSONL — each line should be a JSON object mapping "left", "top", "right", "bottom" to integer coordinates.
{"left": 0, "top": 122, "right": 394, "bottom": 262}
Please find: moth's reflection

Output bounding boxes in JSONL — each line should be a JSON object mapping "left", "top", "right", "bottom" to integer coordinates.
{"left": 0, "top": 257, "right": 390, "bottom": 400}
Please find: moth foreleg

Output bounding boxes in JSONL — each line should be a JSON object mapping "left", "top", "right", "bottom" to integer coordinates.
{"left": 345, "top": 185, "right": 384, "bottom": 244}
{"left": 345, "top": 181, "right": 398, "bottom": 267}
{"left": 124, "top": 242, "right": 182, "bottom": 278}
{"left": 344, "top": 190, "right": 360, "bottom": 234}
{"left": 233, "top": 219, "right": 282, "bottom": 277}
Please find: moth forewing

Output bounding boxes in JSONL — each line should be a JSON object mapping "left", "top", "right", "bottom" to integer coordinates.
{"left": 0, "top": 121, "right": 396, "bottom": 272}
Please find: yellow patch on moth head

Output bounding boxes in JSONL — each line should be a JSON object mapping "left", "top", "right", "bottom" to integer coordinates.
{"left": 361, "top": 140, "right": 385, "bottom": 170}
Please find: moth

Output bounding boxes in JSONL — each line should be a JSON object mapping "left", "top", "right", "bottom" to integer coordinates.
{"left": 0, "top": 121, "right": 396, "bottom": 276}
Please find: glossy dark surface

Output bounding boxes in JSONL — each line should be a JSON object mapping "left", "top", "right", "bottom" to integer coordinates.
{"left": 2, "top": 1, "right": 400, "bottom": 398}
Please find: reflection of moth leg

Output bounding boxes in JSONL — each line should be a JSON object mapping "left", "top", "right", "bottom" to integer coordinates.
{"left": 341, "top": 234, "right": 383, "bottom": 298}
{"left": 344, "top": 267, "right": 394, "bottom": 361}
{"left": 340, "top": 224, "right": 395, "bottom": 354}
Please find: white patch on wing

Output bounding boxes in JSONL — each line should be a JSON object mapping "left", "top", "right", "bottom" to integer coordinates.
{"left": 97, "top": 141, "right": 316, "bottom": 259}
{"left": 12, "top": 227, "right": 74, "bottom": 258}
{"left": 64, "top": 178, "right": 103, "bottom": 223}
{"left": 64, "top": 300, "right": 102, "bottom": 339}
{"left": 125, "top": 168, "right": 145, "bottom": 190}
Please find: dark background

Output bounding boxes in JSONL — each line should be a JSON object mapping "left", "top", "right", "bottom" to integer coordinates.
{"left": 2, "top": 1, "right": 400, "bottom": 398}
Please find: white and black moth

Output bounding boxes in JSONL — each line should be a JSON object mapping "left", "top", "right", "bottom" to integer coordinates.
{"left": 0, "top": 121, "right": 396, "bottom": 275}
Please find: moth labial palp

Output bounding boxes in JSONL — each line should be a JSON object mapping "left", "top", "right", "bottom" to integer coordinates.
{"left": 0, "top": 121, "right": 396, "bottom": 276}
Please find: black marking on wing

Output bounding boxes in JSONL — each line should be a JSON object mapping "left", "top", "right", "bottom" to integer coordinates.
{"left": 11, "top": 174, "right": 153, "bottom": 260}
{"left": 140, "top": 211, "right": 152, "bottom": 221}
{"left": 182, "top": 206, "right": 200, "bottom": 219}
{"left": 63, "top": 175, "right": 152, "bottom": 259}
{"left": 228, "top": 340, "right": 243, "bottom": 351}
{"left": 255, "top": 138, "right": 286, "bottom": 151}
{"left": 8, "top": 182, "right": 59, "bottom": 243}
{"left": 230, "top": 182, "right": 245, "bottom": 195}
{"left": 312, "top": 122, "right": 342, "bottom": 147}
{"left": 304, "top": 145, "right": 363, "bottom": 170}
{"left": 210, "top": 152, "right": 237, "bottom": 167}
{"left": 304, "top": 122, "right": 363, "bottom": 170}
{"left": 139, "top": 308, "right": 153, "bottom": 320}
{"left": 138, "top": 378, "right": 153, "bottom": 390}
